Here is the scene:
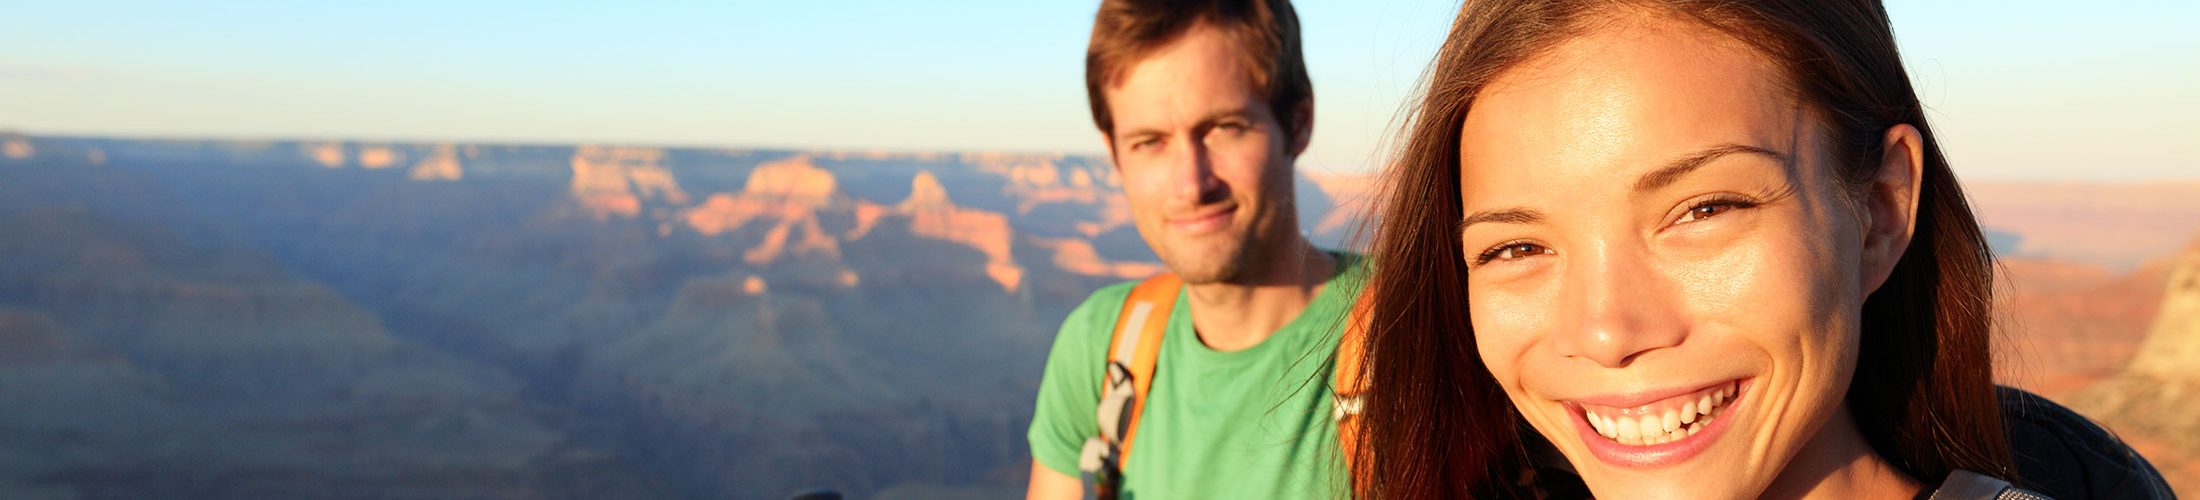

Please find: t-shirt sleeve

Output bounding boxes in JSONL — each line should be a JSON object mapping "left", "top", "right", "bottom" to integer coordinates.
{"left": 1027, "top": 284, "right": 1131, "bottom": 478}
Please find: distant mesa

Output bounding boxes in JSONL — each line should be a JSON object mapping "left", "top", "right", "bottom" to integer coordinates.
{"left": 687, "top": 164, "right": 1029, "bottom": 291}
{"left": 678, "top": 155, "right": 851, "bottom": 274}
{"left": 358, "top": 145, "right": 400, "bottom": 169}
{"left": 900, "top": 169, "right": 955, "bottom": 210}
{"left": 895, "top": 170, "right": 1022, "bottom": 291}
{"left": 1968, "top": 181, "right": 2200, "bottom": 270}
{"left": 683, "top": 155, "right": 845, "bottom": 238}
{"left": 410, "top": 144, "right": 464, "bottom": 182}
{"left": 4, "top": 136, "right": 35, "bottom": 160}
{"left": 958, "top": 151, "right": 1133, "bottom": 239}
{"left": 1035, "top": 237, "right": 1163, "bottom": 280}
{"left": 814, "top": 149, "right": 950, "bottom": 163}
{"left": 296, "top": 142, "right": 401, "bottom": 171}
{"left": 571, "top": 145, "right": 684, "bottom": 217}
{"left": 971, "top": 154, "right": 1115, "bottom": 214}
{"left": 0, "top": 134, "right": 106, "bottom": 165}
{"left": 306, "top": 142, "right": 346, "bottom": 168}
{"left": 743, "top": 155, "right": 838, "bottom": 204}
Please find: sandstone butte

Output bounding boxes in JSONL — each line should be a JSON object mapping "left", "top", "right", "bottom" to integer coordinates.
{"left": 409, "top": 144, "right": 464, "bottom": 182}
{"left": 571, "top": 145, "right": 686, "bottom": 218}
{"left": 298, "top": 142, "right": 404, "bottom": 171}
{"left": 307, "top": 142, "right": 346, "bottom": 168}
{"left": 896, "top": 170, "right": 1021, "bottom": 291}
{"left": 4, "top": 136, "right": 36, "bottom": 160}
{"left": 678, "top": 157, "right": 1042, "bottom": 292}
{"left": 357, "top": 146, "right": 399, "bottom": 169}
{"left": 2063, "top": 236, "right": 2200, "bottom": 493}
{"left": 684, "top": 155, "right": 845, "bottom": 268}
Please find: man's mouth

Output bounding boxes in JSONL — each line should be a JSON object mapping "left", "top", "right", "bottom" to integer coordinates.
{"left": 1167, "top": 205, "right": 1236, "bottom": 233}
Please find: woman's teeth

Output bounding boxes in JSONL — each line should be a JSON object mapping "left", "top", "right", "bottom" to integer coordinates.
{"left": 1581, "top": 381, "right": 1737, "bottom": 446}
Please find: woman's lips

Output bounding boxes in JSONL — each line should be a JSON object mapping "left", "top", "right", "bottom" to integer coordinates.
{"left": 1563, "top": 378, "right": 1749, "bottom": 468}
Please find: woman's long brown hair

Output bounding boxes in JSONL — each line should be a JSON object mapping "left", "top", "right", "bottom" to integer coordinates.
{"left": 1349, "top": 1, "right": 2014, "bottom": 497}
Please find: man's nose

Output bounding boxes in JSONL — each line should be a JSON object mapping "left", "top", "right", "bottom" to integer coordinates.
{"left": 1166, "top": 139, "right": 1221, "bottom": 204}
{"left": 1551, "top": 240, "right": 1687, "bottom": 368}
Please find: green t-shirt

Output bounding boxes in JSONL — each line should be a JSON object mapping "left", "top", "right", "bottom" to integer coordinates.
{"left": 1027, "top": 251, "right": 1364, "bottom": 499}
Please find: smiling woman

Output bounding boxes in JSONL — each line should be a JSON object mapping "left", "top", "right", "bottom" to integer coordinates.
{"left": 1347, "top": 0, "right": 2172, "bottom": 498}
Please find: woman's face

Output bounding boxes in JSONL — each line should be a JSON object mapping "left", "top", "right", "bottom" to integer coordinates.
{"left": 1455, "top": 12, "right": 1916, "bottom": 499}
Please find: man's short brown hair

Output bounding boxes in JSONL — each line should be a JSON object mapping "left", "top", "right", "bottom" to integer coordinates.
{"left": 1085, "top": 0, "right": 1312, "bottom": 140}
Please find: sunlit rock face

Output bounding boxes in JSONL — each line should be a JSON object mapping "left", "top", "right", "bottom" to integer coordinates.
{"left": 895, "top": 170, "right": 1021, "bottom": 291}
{"left": 410, "top": 144, "right": 465, "bottom": 181}
{"left": 571, "top": 145, "right": 684, "bottom": 217}
{"left": 5, "top": 135, "right": 36, "bottom": 160}
{"left": 1991, "top": 257, "right": 2169, "bottom": 397}
{"left": 2069, "top": 236, "right": 2200, "bottom": 493}
{"left": 742, "top": 154, "right": 838, "bottom": 204}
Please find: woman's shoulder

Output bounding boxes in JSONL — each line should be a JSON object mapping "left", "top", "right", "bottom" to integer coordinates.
{"left": 1996, "top": 386, "right": 2175, "bottom": 499}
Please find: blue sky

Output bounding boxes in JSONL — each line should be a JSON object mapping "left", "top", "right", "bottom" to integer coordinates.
{"left": 1, "top": 1, "right": 2194, "bottom": 179}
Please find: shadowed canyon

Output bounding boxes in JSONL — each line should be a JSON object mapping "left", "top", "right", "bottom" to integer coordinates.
{"left": 0, "top": 132, "right": 2193, "bottom": 498}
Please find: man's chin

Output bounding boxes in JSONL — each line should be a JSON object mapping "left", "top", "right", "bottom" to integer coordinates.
{"left": 1157, "top": 250, "right": 1244, "bottom": 285}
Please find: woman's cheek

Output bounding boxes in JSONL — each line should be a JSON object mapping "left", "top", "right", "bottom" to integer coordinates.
{"left": 1470, "top": 280, "right": 1553, "bottom": 385}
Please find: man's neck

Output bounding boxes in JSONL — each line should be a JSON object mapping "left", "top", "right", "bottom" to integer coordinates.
{"left": 1183, "top": 238, "right": 1336, "bottom": 352}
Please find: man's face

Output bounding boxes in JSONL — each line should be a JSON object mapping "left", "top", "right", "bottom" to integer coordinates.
{"left": 1104, "top": 23, "right": 1304, "bottom": 285}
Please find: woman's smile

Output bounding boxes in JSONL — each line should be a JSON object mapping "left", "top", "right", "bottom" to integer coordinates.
{"left": 1561, "top": 378, "right": 1748, "bottom": 468}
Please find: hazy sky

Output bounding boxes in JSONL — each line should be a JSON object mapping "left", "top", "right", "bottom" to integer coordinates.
{"left": 2, "top": 1, "right": 2194, "bottom": 180}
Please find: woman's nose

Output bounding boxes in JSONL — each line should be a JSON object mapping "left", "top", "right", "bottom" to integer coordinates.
{"left": 1552, "top": 240, "right": 1687, "bottom": 368}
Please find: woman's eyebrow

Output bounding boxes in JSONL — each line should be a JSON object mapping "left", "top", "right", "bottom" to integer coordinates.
{"left": 1458, "top": 207, "right": 1546, "bottom": 236}
{"left": 1632, "top": 143, "right": 1787, "bottom": 194}
{"left": 1458, "top": 144, "right": 1783, "bottom": 236}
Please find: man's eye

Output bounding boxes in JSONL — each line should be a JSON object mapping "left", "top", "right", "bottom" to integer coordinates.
{"left": 1475, "top": 241, "right": 1551, "bottom": 265}
{"left": 1128, "top": 138, "right": 1160, "bottom": 152}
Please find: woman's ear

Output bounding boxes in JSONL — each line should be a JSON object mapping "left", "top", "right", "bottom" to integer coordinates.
{"left": 1858, "top": 124, "right": 1925, "bottom": 297}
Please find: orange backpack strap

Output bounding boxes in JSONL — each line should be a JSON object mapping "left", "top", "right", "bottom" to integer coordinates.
{"left": 1076, "top": 273, "right": 1180, "bottom": 496}
{"left": 1333, "top": 293, "right": 1373, "bottom": 470}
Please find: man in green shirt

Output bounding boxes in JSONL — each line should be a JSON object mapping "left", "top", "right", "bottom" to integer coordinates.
{"left": 1025, "top": 0, "right": 1361, "bottom": 497}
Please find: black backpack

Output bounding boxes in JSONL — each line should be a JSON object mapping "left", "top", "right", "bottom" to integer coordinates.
{"left": 1998, "top": 387, "right": 2175, "bottom": 499}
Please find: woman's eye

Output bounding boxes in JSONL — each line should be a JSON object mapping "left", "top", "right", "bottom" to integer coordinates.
{"left": 1674, "top": 199, "right": 1756, "bottom": 224}
{"left": 1475, "top": 241, "right": 1551, "bottom": 265}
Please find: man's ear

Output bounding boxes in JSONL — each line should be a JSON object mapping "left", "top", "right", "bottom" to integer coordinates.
{"left": 1858, "top": 124, "right": 1925, "bottom": 297}
{"left": 1287, "top": 97, "right": 1314, "bottom": 158}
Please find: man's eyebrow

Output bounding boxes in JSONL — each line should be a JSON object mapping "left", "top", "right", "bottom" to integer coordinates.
{"left": 1114, "top": 108, "right": 1253, "bottom": 142}
{"left": 1632, "top": 143, "right": 1787, "bottom": 194}
{"left": 1199, "top": 108, "right": 1254, "bottom": 123}
{"left": 1457, "top": 208, "right": 1546, "bottom": 235}
{"left": 1116, "top": 127, "right": 1165, "bottom": 141}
